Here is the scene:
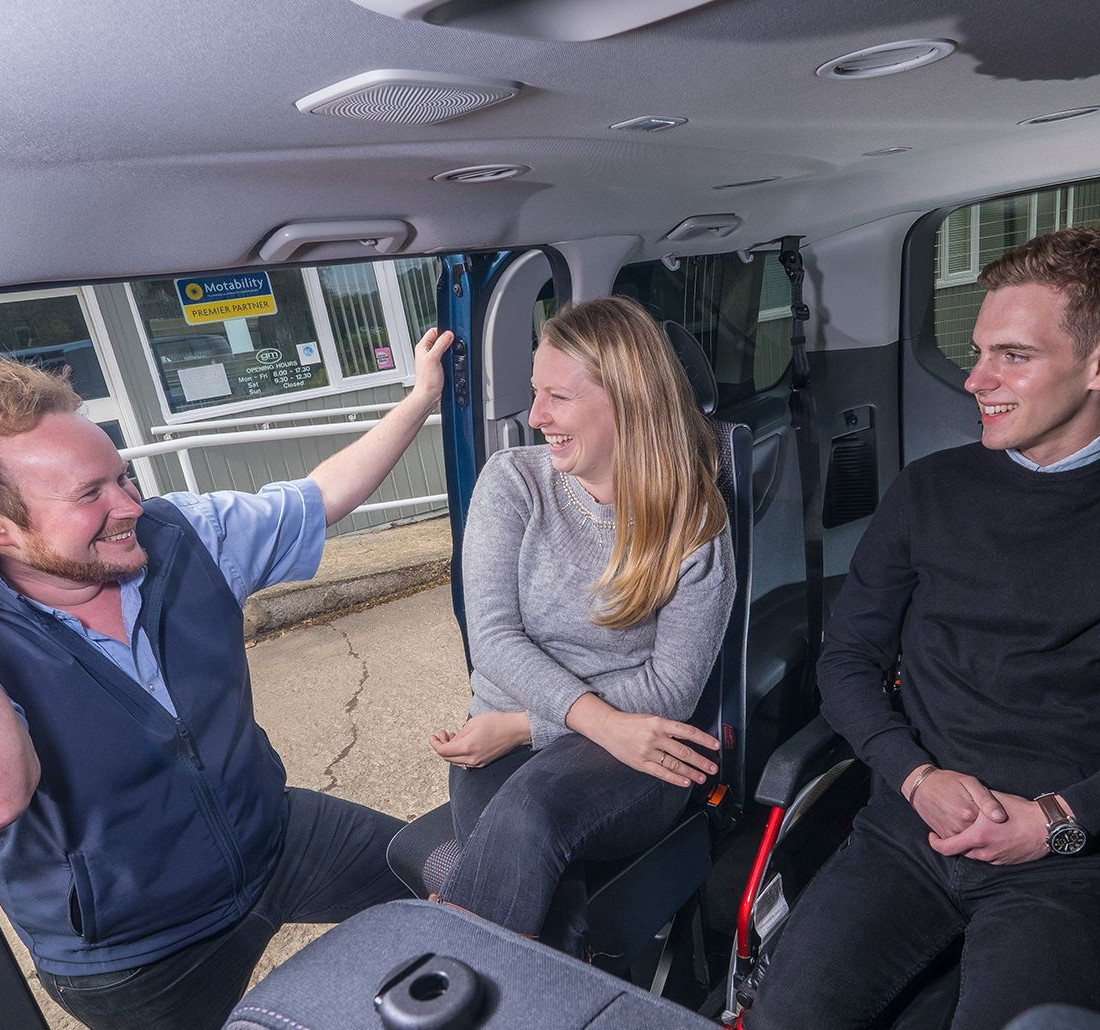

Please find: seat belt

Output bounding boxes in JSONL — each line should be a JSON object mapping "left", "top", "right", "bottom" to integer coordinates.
{"left": 778, "top": 236, "right": 824, "bottom": 721}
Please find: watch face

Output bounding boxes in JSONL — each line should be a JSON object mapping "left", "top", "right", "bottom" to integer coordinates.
{"left": 1050, "top": 824, "right": 1088, "bottom": 855}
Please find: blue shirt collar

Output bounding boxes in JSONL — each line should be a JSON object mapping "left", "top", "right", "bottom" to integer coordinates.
{"left": 0, "top": 569, "right": 145, "bottom": 619}
{"left": 1006, "top": 433, "right": 1100, "bottom": 473}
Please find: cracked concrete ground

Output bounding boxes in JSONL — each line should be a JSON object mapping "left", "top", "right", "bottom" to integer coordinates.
{"left": 3, "top": 581, "right": 471, "bottom": 1029}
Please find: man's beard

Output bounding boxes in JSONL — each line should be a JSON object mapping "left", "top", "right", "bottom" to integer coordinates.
{"left": 22, "top": 530, "right": 148, "bottom": 585}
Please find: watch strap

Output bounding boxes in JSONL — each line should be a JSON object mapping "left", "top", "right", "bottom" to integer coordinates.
{"left": 1035, "top": 792, "right": 1067, "bottom": 827}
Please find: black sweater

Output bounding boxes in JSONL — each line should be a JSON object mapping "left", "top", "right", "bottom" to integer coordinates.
{"left": 818, "top": 443, "right": 1100, "bottom": 832}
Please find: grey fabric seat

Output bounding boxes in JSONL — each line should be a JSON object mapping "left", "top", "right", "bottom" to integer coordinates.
{"left": 223, "top": 899, "right": 717, "bottom": 1030}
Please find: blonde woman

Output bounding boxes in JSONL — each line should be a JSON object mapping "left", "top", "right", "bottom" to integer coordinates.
{"left": 430, "top": 296, "right": 735, "bottom": 955}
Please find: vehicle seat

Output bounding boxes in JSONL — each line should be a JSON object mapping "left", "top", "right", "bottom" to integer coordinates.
{"left": 386, "top": 321, "right": 754, "bottom": 982}
{"left": 224, "top": 899, "right": 718, "bottom": 1030}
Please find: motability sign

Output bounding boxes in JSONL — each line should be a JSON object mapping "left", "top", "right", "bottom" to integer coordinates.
{"left": 175, "top": 272, "right": 278, "bottom": 326}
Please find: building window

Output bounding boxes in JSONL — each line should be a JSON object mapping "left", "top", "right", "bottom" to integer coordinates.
{"left": 132, "top": 269, "right": 329, "bottom": 416}
{"left": 0, "top": 294, "right": 109, "bottom": 400}
{"left": 933, "top": 177, "right": 1100, "bottom": 370}
{"left": 394, "top": 258, "right": 442, "bottom": 342}
{"left": 318, "top": 262, "right": 394, "bottom": 377}
{"left": 129, "top": 257, "right": 441, "bottom": 421}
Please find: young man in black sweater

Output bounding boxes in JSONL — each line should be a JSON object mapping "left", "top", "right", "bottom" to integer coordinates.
{"left": 751, "top": 227, "right": 1100, "bottom": 1030}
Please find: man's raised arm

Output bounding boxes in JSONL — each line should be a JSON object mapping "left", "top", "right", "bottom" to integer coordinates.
{"left": 309, "top": 327, "right": 453, "bottom": 526}
{"left": 0, "top": 688, "right": 39, "bottom": 828}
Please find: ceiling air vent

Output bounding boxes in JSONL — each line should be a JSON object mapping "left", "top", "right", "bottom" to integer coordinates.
{"left": 1019, "top": 106, "right": 1100, "bottom": 126}
{"left": 432, "top": 164, "right": 530, "bottom": 183}
{"left": 816, "top": 39, "right": 956, "bottom": 80}
{"left": 712, "top": 177, "right": 781, "bottom": 191}
{"left": 296, "top": 70, "right": 524, "bottom": 125}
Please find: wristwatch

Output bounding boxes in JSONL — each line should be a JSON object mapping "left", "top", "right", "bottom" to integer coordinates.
{"left": 1034, "top": 793, "right": 1088, "bottom": 855}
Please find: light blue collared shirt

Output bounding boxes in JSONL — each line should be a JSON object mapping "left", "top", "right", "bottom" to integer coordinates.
{"left": 1006, "top": 433, "right": 1100, "bottom": 473}
{"left": 1, "top": 480, "right": 326, "bottom": 718}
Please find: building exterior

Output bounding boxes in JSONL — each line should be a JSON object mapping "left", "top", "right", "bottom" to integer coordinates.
{"left": 0, "top": 257, "right": 448, "bottom": 535}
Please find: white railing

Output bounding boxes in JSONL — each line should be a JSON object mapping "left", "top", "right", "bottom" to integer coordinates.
{"left": 122, "top": 405, "right": 447, "bottom": 518}
{"left": 147, "top": 403, "right": 404, "bottom": 435}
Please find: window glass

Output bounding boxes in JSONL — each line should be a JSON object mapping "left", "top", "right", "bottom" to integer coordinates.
{"left": 318, "top": 258, "right": 439, "bottom": 376}
{"left": 318, "top": 262, "right": 391, "bottom": 376}
{"left": 533, "top": 276, "right": 558, "bottom": 340}
{"left": 0, "top": 295, "right": 109, "bottom": 399}
{"left": 395, "top": 258, "right": 441, "bottom": 341}
{"left": 933, "top": 175, "right": 1100, "bottom": 370}
{"left": 755, "top": 257, "right": 795, "bottom": 389}
{"left": 132, "top": 269, "right": 328, "bottom": 415}
{"left": 132, "top": 257, "right": 443, "bottom": 419}
{"left": 613, "top": 251, "right": 789, "bottom": 400}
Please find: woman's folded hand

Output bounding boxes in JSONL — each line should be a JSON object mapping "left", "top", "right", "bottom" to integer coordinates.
{"left": 429, "top": 711, "right": 532, "bottom": 768}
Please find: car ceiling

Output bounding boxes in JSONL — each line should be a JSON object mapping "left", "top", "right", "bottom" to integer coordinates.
{"left": 4, "top": 0, "right": 1100, "bottom": 289}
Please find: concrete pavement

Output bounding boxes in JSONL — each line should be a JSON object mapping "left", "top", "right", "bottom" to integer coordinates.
{"left": 2, "top": 519, "right": 470, "bottom": 1029}
{"left": 244, "top": 515, "right": 454, "bottom": 640}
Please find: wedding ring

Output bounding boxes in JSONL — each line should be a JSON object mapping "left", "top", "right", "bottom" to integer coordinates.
{"left": 659, "top": 752, "right": 668, "bottom": 767}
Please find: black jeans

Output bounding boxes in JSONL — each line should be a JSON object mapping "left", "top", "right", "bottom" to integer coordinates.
{"left": 749, "top": 789, "right": 1100, "bottom": 1030}
{"left": 37, "top": 787, "right": 408, "bottom": 1030}
{"left": 441, "top": 733, "right": 691, "bottom": 957}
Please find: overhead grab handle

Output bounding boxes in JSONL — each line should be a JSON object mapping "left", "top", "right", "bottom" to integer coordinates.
{"left": 663, "top": 213, "right": 742, "bottom": 242}
{"left": 258, "top": 219, "right": 412, "bottom": 262}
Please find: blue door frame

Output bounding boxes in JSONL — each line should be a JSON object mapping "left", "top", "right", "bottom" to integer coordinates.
{"left": 435, "top": 249, "right": 519, "bottom": 664}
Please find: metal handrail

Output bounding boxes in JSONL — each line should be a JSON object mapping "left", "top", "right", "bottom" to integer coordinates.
{"left": 121, "top": 414, "right": 447, "bottom": 517}
{"left": 148, "top": 403, "right": 401, "bottom": 435}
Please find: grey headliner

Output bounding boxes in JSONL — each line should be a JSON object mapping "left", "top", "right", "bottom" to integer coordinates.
{"left": 4, "top": 0, "right": 1100, "bottom": 287}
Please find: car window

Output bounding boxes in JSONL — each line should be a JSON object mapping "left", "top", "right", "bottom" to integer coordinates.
{"left": 613, "top": 251, "right": 792, "bottom": 402}
{"left": 934, "top": 176, "right": 1100, "bottom": 370}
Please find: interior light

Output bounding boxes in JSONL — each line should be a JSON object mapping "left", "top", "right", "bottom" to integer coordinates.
{"left": 862, "top": 147, "right": 912, "bottom": 157}
{"left": 609, "top": 116, "right": 688, "bottom": 133}
{"left": 817, "top": 39, "right": 956, "bottom": 80}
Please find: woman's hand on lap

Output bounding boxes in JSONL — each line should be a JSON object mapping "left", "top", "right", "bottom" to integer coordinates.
{"left": 598, "top": 711, "right": 719, "bottom": 787}
{"left": 566, "top": 693, "right": 719, "bottom": 788}
{"left": 429, "top": 711, "right": 531, "bottom": 768}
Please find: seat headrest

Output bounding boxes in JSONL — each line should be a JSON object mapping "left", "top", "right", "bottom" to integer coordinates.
{"left": 663, "top": 321, "right": 717, "bottom": 416}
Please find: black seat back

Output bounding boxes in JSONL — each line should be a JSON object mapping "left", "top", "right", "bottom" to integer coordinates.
{"left": 692, "top": 418, "right": 753, "bottom": 805}
{"left": 662, "top": 319, "right": 754, "bottom": 805}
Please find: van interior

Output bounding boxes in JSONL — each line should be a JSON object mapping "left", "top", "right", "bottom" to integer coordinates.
{"left": 4, "top": 1, "right": 1100, "bottom": 1026}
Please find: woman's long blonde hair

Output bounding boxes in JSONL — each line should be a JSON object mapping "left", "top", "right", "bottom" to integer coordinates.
{"left": 539, "top": 296, "right": 727, "bottom": 629}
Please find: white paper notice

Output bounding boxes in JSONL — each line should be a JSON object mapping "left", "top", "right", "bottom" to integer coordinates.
{"left": 297, "top": 341, "right": 322, "bottom": 365}
{"left": 177, "top": 363, "right": 232, "bottom": 402}
{"left": 224, "top": 318, "right": 255, "bottom": 354}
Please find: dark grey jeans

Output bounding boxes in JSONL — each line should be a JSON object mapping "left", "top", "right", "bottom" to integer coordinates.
{"left": 441, "top": 732, "right": 691, "bottom": 957}
{"left": 749, "top": 788, "right": 1100, "bottom": 1030}
{"left": 37, "top": 787, "right": 408, "bottom": 1030}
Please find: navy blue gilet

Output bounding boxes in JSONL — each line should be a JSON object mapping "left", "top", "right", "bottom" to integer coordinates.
{"left": 0, "top": 499, "right": 288, "bottom": 974}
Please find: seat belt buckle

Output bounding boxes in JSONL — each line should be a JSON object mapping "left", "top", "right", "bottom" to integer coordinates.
{"left": 705, "top": 781, "right": 738, "bottom": 831}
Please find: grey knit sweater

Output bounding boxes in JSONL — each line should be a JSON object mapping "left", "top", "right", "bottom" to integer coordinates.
{"left": 463, "top": 446, "right": 736, "bottom": 750}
